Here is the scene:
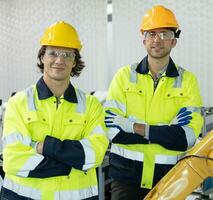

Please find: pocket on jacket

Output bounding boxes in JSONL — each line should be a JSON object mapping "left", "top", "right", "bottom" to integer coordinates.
{"left": 63, "top": 113, "right": 86, "bottom": 140}
{"left": 124, "top": 85, "right": 146, "bottom": 117}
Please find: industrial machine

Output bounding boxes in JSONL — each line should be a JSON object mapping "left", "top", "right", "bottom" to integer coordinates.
{"left": 144, "top": 130, "right": 213, "bottom": 200}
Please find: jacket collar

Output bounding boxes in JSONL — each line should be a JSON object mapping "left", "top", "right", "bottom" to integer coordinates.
{"left": 36, "top": 77, "right": 78, "bottom": 103}
{"left": 136, "top": 55, "right": 179, "bottom": 77}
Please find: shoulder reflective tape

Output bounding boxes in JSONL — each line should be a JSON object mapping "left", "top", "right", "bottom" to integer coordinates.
{"left": 75, "top": 89, "right": 86, "bottom": 113}
{"left": 3, "top": 132, "right": 31, "bottom": 148}
{"left": 25, "top": 87, "right": 37, "bottom": 111}
{"left": 182, "top": 126, "right": 196, "bottom": 149}
{"left": 130, "top": 63, "right": 138, "bottom": 83}
{"left": 173, "top": 67, "right": 185, "bottom": 88}
{"left": 79, "top": 139, "right": 95, "bottom": 170}
{"left": 3, "top": 178, "right": 41, "bottom": 199}
{"left": 16, "top": 154, "right": 44, "bottom": 177}
{"left": 104, "top": 100, "right": 126, "bottom": 113}
{"left": 54, "top": 185, "right": 98, "bottom": 200}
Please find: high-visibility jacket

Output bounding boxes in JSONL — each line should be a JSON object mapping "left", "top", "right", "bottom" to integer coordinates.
{"left": 104, "top": 56, "right": 203, "bottom": 189}
{"left": 2, "top": 77, "right": 109, "bottom": 200}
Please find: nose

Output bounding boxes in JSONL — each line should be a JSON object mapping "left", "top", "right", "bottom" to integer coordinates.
{"left": 153, "top": 33, "right": 162, "bottom": 42}
{"left": 55, "top": 56, "right": 65, "bottom": 63}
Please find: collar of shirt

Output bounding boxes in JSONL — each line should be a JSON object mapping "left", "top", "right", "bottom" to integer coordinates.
{"left": 36, "top": 77, "right": 78, "bottom": 103}
{"left": 136, "top": 55, "right": 179, "bottom": 77}
{"left": 150, "top": 64, "right": 168, "bottom": 80}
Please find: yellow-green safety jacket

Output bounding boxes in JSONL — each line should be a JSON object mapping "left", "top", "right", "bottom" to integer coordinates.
{"left": 2, "top": 77, "right": 109, "bottom": 200}
{"left": 104, "top": 56, "right": 203, "bottom": 189}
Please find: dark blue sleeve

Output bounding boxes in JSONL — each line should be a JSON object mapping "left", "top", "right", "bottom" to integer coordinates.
{"left": 112, "top": 130, "right": 149, "bottom": 144}
{"left": 28, "top": 157, "right": 71, "bottom": 178}
{"left": 111, "top": 125, "right": 187, "bottom": 151}
{"left": 149, "top": 125, "right": 187, "bottom": 151}
{"left": 42, "top": 135, "right": 85, "bottom": 170}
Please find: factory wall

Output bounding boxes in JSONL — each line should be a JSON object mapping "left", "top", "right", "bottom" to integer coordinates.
{"left": 0, "top": 0, "right": 212, "bottom": 107}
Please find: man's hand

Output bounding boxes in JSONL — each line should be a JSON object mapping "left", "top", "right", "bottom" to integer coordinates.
{"left": 36, "top": 142, "right": 44, "bottom": 154}
{"left": 170, "top": 107, "right": 192, "bottom": 126}
{"left": 105, "top": 110, "right": 135, "bottom": 133}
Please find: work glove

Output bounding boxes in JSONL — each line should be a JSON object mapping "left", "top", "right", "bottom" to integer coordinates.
{"left": 170, "top": 107, "right": 192, "bottom": 126}
{"left": 105, "top": 110, "right": 135, "bottom": 133}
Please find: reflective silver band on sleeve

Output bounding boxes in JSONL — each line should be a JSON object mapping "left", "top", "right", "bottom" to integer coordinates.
{"left": 186, "top": 106, "right": 201, "bottom": 114}
{"left": 104, "top": 100, "right": 126, "bottom": 113}
{"left": 16, "top": 154, "right": 44, "bottom": 177}
{"left": 3, "top": 132, "right": 44, "bottom": 177}
{"left": 90, "top": 126, "right": 105, "bottom": 136}
{"left": 106, "top": 127, "right": 120, "bottom": 141}
{"left": 182, "top": 126, "right": 196, "bottom": 149}
{"left": 79, "top": 139, "right": 96, "bottom": 170}
{"left": 2, "top": 132, "right": 31, "bottom": 148}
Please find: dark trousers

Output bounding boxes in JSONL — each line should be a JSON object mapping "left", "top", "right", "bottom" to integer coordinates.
{"left": 111, "top": 180, "right": 150, "bottom": 200}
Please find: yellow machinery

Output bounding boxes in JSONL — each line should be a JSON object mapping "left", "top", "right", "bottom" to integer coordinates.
{"left": 144, "top": 130, "right": 213, "bottom": 200}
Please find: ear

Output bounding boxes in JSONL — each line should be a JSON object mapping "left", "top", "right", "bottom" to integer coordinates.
{"left": 143, "top": 38, "right": 146, "bottom": 46}
{"left": 41, "top": 55, "right": 44, "bottom": 63}
{"left": 171, "top": 39, "right": 177, "bottom": 48}
{"left": 70, "top": 61, "right": 77, "bottom": 73}
{"left": 73, "top": 59, "right": 77, "bottom": 67}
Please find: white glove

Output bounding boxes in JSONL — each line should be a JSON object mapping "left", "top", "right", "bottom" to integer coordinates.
{"left": 105, "top": 110, "right": 135, "bottom": 133}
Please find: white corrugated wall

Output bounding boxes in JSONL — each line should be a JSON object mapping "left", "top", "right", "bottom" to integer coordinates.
{"left": 0, "top": 0, "right": 107, "bottom": 100}
{"left": 112, "top": 0, "right": 213, "bottom": 107}
{"left": 0, "top": 0, "right": 212, "bottom": 106}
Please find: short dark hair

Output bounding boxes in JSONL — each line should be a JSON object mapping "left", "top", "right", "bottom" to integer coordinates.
{"left": 37, "top": 46, "right": 85, "bottom": 77}
{"left": 167, "top": 28, "right": 181, "bottom": 38}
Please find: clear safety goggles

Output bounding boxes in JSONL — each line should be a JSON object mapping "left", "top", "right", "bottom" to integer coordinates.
{"left": 144, "top": 31, "right": 175, "bottom": 41}
{"left": 45, "top": 49, "right": 76, "bottom": 61}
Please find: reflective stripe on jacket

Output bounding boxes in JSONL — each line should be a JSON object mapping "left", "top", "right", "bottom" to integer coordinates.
{"left": 105, "top": 56, "right": 203, "bottom": 189}
{"left": 2, "top": 77, "right": 109, "bottom": 200}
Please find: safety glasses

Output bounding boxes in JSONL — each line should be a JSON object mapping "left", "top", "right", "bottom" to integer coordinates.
{"left": 144, "top": 31, "right": 175, "bottom": 41}
{"left": 45, "top": 49, "right": 76, "bottom": 61}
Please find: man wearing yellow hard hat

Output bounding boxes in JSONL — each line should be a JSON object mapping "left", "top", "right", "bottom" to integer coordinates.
{"left": 1, "top": 21, "right": 109, "bottom": 200}
{"left": 104, "top": 5, "right": 203, "bottom": 199}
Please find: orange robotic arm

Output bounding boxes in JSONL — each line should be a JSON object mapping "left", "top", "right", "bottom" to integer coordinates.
{"left": 144, "top": 130, "right": 213, "bottom": 200}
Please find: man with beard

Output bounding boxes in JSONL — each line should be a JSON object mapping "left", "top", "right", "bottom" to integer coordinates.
{"left": 104, "top": 5, "right": 203, "bottom": 200}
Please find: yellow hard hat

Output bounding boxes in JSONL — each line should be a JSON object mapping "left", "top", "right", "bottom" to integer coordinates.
{"left": 40, "top": 21, "right": 82, "bottom": 50}
{"left": 140, "top": 5, "right": 179, "bottom": 33}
